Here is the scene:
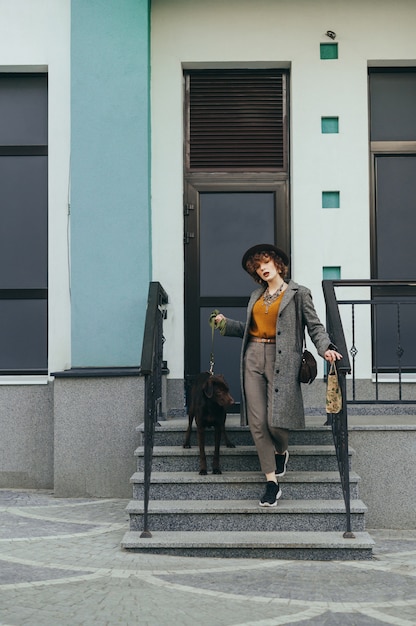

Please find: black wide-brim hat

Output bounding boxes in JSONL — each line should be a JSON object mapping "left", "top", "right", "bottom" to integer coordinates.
{"left": 241, "top": 243, "right": 289, "bottom": 271}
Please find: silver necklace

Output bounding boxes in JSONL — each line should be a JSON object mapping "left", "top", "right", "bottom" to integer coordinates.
{"left": 263, "top": 283, "right": 285, "bottom": 313}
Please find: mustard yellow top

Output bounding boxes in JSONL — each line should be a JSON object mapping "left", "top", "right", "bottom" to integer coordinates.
{"left": 249, "top": 290, "right": 285, "bottom": 339}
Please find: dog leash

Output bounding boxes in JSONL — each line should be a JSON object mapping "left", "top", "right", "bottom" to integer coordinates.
{"left": 208, "top": 309, "right": 227, "bottom": 374}
{"left": 208, "top": 310, "right": 218, "bottom": 374}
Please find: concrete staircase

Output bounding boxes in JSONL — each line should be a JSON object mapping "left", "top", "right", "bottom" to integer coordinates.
{"left": 121, "top": 415, "right": 374, "bottom": 559}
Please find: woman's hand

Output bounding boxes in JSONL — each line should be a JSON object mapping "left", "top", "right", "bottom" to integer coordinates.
{"left": 324, "top": 349, "right": 343, "bottom": 363}
{"left": 214, "top": 313, "right": 226, "bottom": 325}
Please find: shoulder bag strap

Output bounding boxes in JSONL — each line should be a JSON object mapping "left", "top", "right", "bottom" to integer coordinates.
{"left": 294, "top": 292, "right": 305, "bottom": 353}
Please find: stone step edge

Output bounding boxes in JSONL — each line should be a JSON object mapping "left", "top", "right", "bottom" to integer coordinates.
{"left": 130, "top": 470, "right": 361, "bottom": 485}
{"left": 134, "top": 445, "right": 351, "bottom": 457}
{"left": 139, "top": 419, "right": 331, "bottom": 432}
{"left": 121, "top": 530, "right": 374, "bottom": 550}
{"left": 126, "top": 499, "right": 368, "bottom": 515}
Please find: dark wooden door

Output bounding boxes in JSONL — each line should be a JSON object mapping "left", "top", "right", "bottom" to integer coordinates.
{"left": 184, "top": 183, "right": 289, "bottom": 407}
{"left": 183, "top": 68, "right": 290, "bottom": 402}
{"left": 373, "top": 154, "right": 416, "bottom": 371}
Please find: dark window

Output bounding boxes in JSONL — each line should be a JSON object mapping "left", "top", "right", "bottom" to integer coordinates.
{"left": 185, "top": 69, "right": 288, "bottom": 171}
{"left": 0, "top": 74, "right": 48, "bottom": 374}
{"left": 369, "top": 69, "right": 416, "bottom": 141}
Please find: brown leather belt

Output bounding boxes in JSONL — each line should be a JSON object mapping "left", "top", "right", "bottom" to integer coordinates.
{"left": 248, "top": 337, "right": 276, "bottom": 344}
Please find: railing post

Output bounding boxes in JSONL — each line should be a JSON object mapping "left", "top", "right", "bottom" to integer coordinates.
{"left": 140, "top": 375, "right": 154, "bottom": 538}
{"left": 323, "top": 280, "right": 354, "bottom": 537}
{"left": 139, "top": 282, "right": 168, "bottom": 539}
{"left": 330, "top": 367, "right": 354, "bottom": 538}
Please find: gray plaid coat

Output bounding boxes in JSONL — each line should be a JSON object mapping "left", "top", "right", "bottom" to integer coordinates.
{"left": 223, "top": 280, "right": 333, "bottom": 429}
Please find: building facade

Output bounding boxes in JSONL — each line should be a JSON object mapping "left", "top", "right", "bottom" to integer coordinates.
{"left": 0, "top": 1, "right": 415, "bottom": 525}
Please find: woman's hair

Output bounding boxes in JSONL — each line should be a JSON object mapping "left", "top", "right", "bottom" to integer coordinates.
{"left": 245, "top": 251, "right": 289, "bottom": 285}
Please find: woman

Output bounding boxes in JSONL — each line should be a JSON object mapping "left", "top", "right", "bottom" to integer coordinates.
{"left": 214, "top": 244, "right": 342, "bottom": 507}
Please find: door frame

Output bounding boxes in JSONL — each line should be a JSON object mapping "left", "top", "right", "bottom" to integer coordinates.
{"left": 370, "top": 141, "right": 416, "bottom": 373}
{"left": 183, "top": 174, "right": 290, "bottom": 398}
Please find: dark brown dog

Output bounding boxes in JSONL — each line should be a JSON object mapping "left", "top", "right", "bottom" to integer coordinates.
{"left": 183, "top": 372, "right": 235, "bottom": 475}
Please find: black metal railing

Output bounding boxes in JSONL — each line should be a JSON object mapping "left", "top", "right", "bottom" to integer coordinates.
{"left": 139, "top": 282, "right": 168, "bottom": 538}
{"left": 327, "top": 280, "right": 416, "bottom": 403}
{"left": 322, "top": 280, "right": 354, "bottom": 537}
{"left": 323, "top": 279, "right": 416, "bottom": 537}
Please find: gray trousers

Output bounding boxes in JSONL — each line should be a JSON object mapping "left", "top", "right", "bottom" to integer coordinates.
{"left": 244, "top": 342, "right": 289, "bottom": 475}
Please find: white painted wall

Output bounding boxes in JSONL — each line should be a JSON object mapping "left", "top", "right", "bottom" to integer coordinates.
{"left": 151, "top": 0, "right": 416, "bottom": 380}
{"left": 0, "top": 0, "right": 71, "bottom": 380}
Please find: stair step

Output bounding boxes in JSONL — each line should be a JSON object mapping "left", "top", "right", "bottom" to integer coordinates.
{"left": 131, "top": 471, "right": 360, "bottom": 500}
{"left": 135, "top": 445, "right": 351, "bottom": 473}
{"left": 126, "top": 417, "right": 373, "bottom": 559}
{"left": 121, "top": 530, "right": 374, "bottom": 560}
{"left": 144, "top": 417, "right": 333, "bottom": 447}
{"left": 126, "top": 499, "right": 367, "bottom": 532}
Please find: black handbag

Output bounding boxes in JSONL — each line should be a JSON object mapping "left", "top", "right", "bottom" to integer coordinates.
{"left": 299, "top": 348, "right": 317, "bottom": 384}
{"left": 296, "top": 295, "right": 317, "bottom": 384}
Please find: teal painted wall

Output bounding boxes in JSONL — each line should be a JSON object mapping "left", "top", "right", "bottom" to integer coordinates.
{"left": 71, "top": 0, "right": 150, "bottom": 367}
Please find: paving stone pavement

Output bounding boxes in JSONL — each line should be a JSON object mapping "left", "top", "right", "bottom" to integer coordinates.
{"left": 0, "top": 489, "right": 415, "bottom": 626}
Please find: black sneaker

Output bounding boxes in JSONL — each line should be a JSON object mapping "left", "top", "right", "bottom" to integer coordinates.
{"left": 259, "top": 481, "right": 282, "bottom": 507}
{"left": 275, "top": 450, "right": 289, "bottom": 478}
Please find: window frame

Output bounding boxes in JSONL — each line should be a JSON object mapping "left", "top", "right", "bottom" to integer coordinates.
{"left": 0, "top": 72, "right": 48, "bottom": 376}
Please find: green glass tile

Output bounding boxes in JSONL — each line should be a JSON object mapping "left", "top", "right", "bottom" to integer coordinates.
{"left": 320, "top": 43, "right": 338, "bottom": 60}
{"left": 323, "top": 266, "right": 341, "bottom": 279}
{"left": 321, "top": 117, "right": 339, "bottom": 134}
{"left": 322, "top": 191, "right": 340, "bottom": 208}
